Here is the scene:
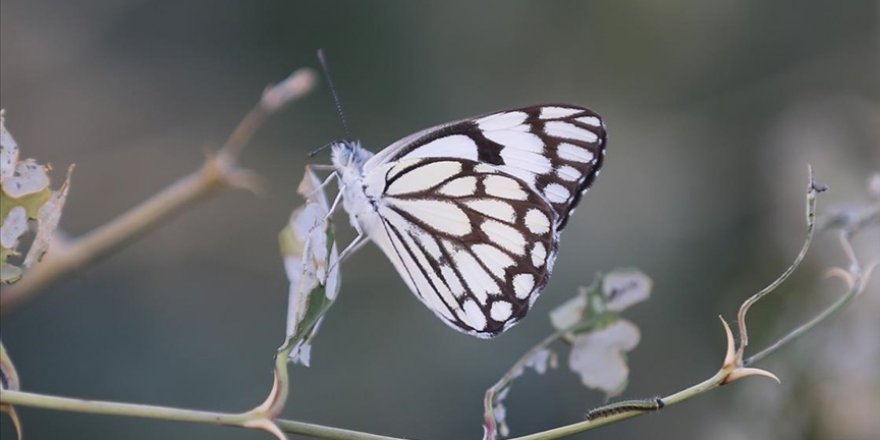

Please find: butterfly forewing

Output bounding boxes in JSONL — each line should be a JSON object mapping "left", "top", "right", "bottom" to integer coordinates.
{"left": 367, "top": 104, "right": 607, "bottom": 230}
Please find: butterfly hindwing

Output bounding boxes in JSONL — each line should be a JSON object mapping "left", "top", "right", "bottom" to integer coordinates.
{"left": 362, "top": 157, "right": 558, "bottom": 337}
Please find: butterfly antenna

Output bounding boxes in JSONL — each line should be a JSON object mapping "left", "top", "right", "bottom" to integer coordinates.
{"left": 307, "top": 140, "right": 335, "bottom": 157}
{"left": 317, "top": 48, "right": 352, "bottom": 141}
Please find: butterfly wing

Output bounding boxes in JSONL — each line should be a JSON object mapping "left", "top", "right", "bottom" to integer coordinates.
{"left": 359, "top": 104, "right": 606, "bottom": 337}
{"left": 364, "top": 104, "right": 607, "bottom": 230}
{"left": 362, "top": 157, "right": 558, "bottom": 337}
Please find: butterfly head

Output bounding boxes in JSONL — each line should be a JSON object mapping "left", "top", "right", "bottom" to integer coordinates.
{"left": 330, "top": 140, "right": 372, "bottom": 172}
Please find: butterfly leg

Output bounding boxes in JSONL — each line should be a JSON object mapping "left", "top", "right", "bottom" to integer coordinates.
{"left": 323, "top": 188, "right": 345, "bottom": 223}
{"left": 304, "top": 178, "right": 344, "bottom": 238}
{"left": 307, "top": 164, "right": 337, "bottom": 171}
{"left": 329, "top": 227, "right": 368, "bottom": 271}
{"left": 305, "top": 173, "right": 343, "bottom": 229}
{"left": 306, "top": 170, "right": 339, "bottom": 201}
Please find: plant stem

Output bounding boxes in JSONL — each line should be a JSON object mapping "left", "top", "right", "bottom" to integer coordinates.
{"left": 274, "top": 419, "right": 407, "bottom": 440}
{"left": 508, "top": 365, "right": 728, "bottom": 440}
{"left": 0, "top": 390, "right": 250, "bottom": 427}
{"left": 744, "top": 234, "right": 866, "bottom": 366}
{"left": 0, "top": 390, "right": 404, "bottom": 440}
{"left": 735, "top": 166, "right": 822, "bottom": 352}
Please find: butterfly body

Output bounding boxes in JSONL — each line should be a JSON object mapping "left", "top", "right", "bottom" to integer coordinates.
{"left": 330, "top": 105, "right": 606, "bottom": 338}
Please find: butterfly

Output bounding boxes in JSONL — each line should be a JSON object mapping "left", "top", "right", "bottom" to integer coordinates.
{"left": 328, "top": 104, "right": 606, "bottom": 338}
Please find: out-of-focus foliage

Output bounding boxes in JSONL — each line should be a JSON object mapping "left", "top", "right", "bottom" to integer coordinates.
{"left": 554, "top": 269, "right": 651, "bottom": 398}
{"left": 0, "top": 112, "right": 71, "bottom": 284}
{"left": 484, "top": 269, "right": 652, "bottom": 439}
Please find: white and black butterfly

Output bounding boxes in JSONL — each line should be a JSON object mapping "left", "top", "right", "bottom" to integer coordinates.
{"left": 327, "top": 104, "right": 606, "bottom": 338}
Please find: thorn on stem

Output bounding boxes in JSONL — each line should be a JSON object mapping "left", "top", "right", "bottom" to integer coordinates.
{"left": 718, "top": 316, "right": 780, "bottom": 385}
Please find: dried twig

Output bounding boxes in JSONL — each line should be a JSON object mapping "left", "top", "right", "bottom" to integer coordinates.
{"left": 0, "top": 68, "right": 317, "bottom": 312}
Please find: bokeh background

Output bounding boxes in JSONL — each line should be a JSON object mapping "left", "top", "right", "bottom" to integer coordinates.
{"left": 1, "top": 1, "right": 878, "bottom": 439}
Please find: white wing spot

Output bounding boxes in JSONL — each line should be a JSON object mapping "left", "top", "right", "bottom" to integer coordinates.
{"left": 397, "top": 232, "right": 457, "bottom": 314}
{"left": 513, "top": 273, "right": 535, "bottom": 299}
{"left": 386, "top": 160, "right": 462, "bottom": 196}
{"left": 485, "top": 130, "right": 544, "bottom": 154}
{"left": 454, "top": 250, "right": 498, "bottom": 304}
{"left": 490, "top": 301, "right": 514, "bottom": 322}
{"left": 476, "top": 111, "right": 528, "bottom": 131}
{"left": 545, "top": 121, "right": 599, "bottom": 143}
{"left": 497, "top": 165, "right": 538, "bottom": 188}
{"left": 401, "top": 135, "right": 478, "bottom": 161}
{"left": 472, "top": 244, "right": 516, "bottom": 278}
{"left": 425, "top": 273, "right": 456, "bottom": 320}
{"left": 461, "top": 299, "right": 487, "bottom": 331}
{"left": 557, "top": 143, "right": 595, "bottom": 163}
{"left": 440, "top": 264, "right": 466, "bottom": 298}
{"left": 438, "top": 176, "right": 478, "bottom": 197}
{"left": 483, "top": 175, "right": 528, "bottom": 200}
{"left": 418, "top": 230, "right": 443, "bottom": 259}
{"left": 531, "top": 242, "right": 547, "bottom": 268}
{"left": 385, "top": 158, "right": 424, "bottom": 182}
{"left": 500, "top": 149, "right": 553, "bottom": 177}
{"left": 544, "top": 183, "right": 571, "bottom": 204}
{"left": 557, "top": 164, "right": 581, "bottom": 181}
{"left": 390, "top": 199, "right": 471, "bottom": 236}
{"left": 474, "top": 164, "right": 496, "bottom": 174}
{"left": 481, "top": 219, "right": 526, "bottom": 255}
{"left": 576, "top": 116, "right": 602, "bottom": 127}
{"left": 465, "top": 199, "right": 516, "bottom": 223}
{"left": 524, "top": 209, "right": 551, "bottom": 234}
{"left": 540, "top": 107, "right": 582, "bottom": 119}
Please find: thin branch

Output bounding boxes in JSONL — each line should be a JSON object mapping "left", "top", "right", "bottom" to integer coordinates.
{"left": 0, "top": 389, "right": 250, "bottom": 426}
{"left": 0, "top": 390, "right": 404, "bottom": 440}
{"left": 508, "top": 370, "right": 727, "bottom": 440}
{"left": 0, "top": 68, "right": 317, "bottom": 312}
{"left": 743, "top": 233, "right": 874, "bottom": 366}
{"left": 275, "top": 419, "right": 406, "bottom": 440}
{"left": 735, "top": 165, "right": 824, "bottom": 353}
{"left": 506, "top": 169, "right": 877, "bottom": 440}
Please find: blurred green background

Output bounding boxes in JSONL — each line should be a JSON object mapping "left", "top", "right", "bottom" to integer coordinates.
{"left": 1, "top": 1, "right": 878, "bottom": 439}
